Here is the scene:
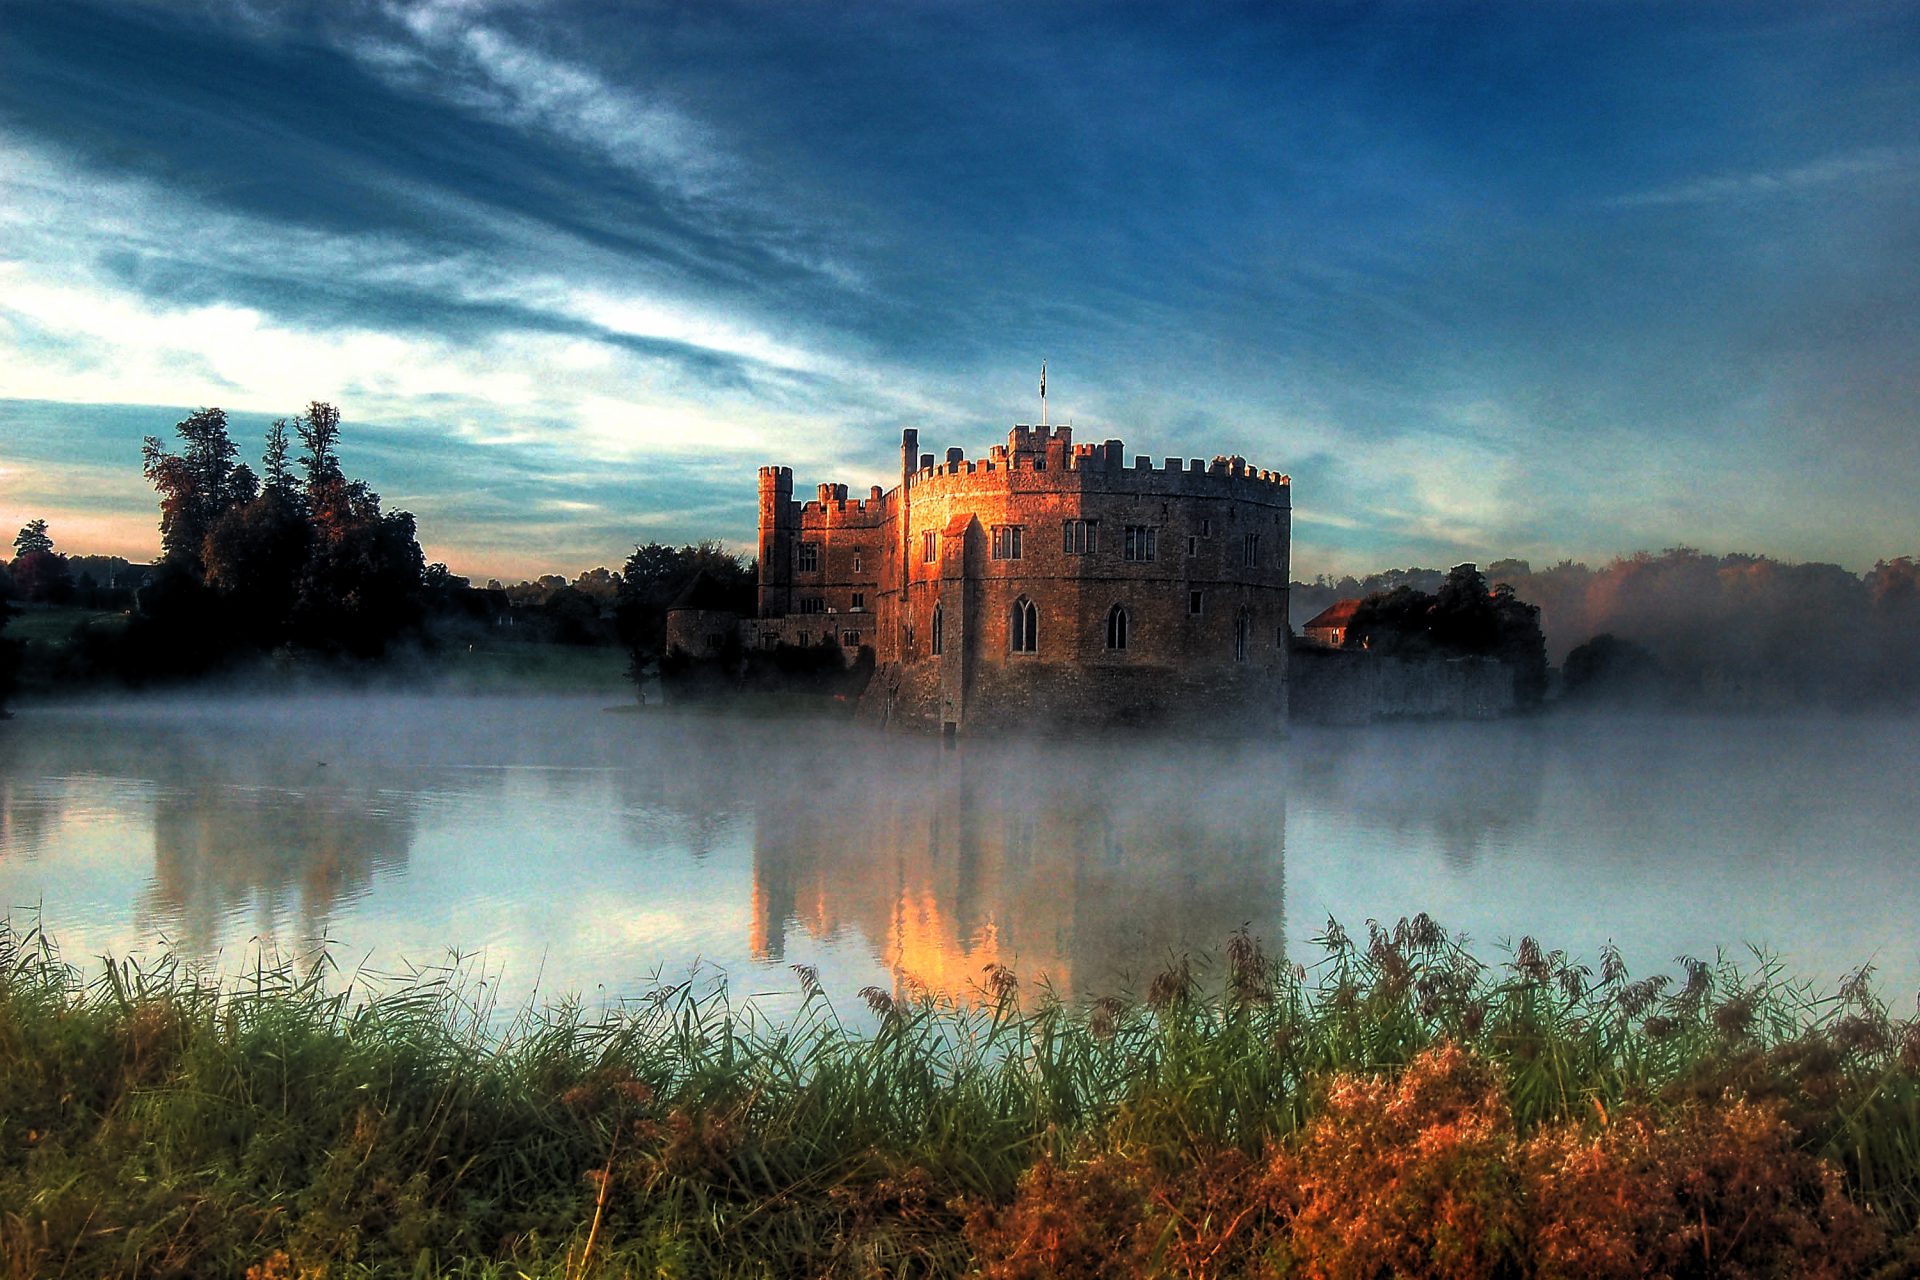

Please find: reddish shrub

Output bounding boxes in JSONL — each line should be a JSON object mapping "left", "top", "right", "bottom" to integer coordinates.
{"left": 1522, "top": 1098, "right": 1883, "bottom": 1279}
{"left": 966, "top": 1152, "right": 1150, "bottom": 1280}
{"left": 1284, "top": 1043, "right": 1518, "bottom": 1279}
{"left": 967, "top": 1144, "right": 1292, "bottom": 1280}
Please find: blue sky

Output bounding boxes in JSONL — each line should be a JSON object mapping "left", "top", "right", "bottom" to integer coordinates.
{"left": 2, "top": 0, "right": 1916, "bottom": 581}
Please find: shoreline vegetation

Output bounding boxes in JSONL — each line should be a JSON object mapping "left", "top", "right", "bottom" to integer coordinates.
{"left": 4, "top": 918, "right": 1915, "bottom": 1278}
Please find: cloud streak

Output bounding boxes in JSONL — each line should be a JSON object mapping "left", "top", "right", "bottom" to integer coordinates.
{"left": 1607, "top": 146, "right": 1920, "bottom": 209}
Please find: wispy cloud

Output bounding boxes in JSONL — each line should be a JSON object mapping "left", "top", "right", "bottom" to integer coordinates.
{"left": 357, "top": 1, "right": 725, "bottom": 202}
{"left": 1608, "top": 146, "right": 1920, "bottom": 208}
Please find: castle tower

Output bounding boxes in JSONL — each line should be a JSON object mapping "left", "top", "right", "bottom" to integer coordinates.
{"left": 899, "top": 428, "right": 918, "bottom": 586}
{"left": 757, "top": 465, "right": 794, "bottom": 617}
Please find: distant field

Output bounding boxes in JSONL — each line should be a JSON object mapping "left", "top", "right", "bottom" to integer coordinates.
{"left": 432, "top": 638, "right": 631, "bottom": 695}
{"left": 4, "top": 603, "right": 127, "bottom": 647}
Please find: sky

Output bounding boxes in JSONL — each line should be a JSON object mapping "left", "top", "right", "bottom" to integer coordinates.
{"left": 2, "top": 0, "right": 1916, "bottom": 583}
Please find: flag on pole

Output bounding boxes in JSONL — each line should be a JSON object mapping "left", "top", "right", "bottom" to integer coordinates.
{"left": 1039, "top": 360, "right": 1047, "bottom": 399}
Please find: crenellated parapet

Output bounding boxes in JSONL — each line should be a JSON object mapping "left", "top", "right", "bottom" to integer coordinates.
{"left": 900, "top": 425, "right": 1291, "bottom": 504}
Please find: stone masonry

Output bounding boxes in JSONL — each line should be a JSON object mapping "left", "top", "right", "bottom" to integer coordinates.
{"left": 748, "top": 424, "right": 1292, "bottom": 737}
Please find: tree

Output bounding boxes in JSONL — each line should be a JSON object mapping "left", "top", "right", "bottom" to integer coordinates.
{"left": 262, "top": 417, "right": 300, "bottom": 504}
{"left": 13, "top": 519, "right": 53, "bottom": 558}
{"left": 0, "top": 597, "right": 20, "bottom": 716}
{"left": 143, "top": 408, "right": 255, "bottom": 569}
{"left": 129, "top": 401, "right": 429, "bottom": 666}
{"left": 1345, "top": 563, "right": 1548, "bottom": 706}
{"left": 10, "top": 550, "right": 73, "bottom": 604}
{"left": 615, "top": 541, "right": 754, "bottom": 656}
{"left": 1562, "top": 633, "right": 1664, "bottom": 704}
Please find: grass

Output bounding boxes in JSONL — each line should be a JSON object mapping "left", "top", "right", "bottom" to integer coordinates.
{"left": 424, "top": 639, "right": 631, "bottom": 697}
{"left": 2, "top": 915, "right": 1916, "bottom": 1278}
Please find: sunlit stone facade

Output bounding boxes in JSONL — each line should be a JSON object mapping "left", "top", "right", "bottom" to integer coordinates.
{"left": 754, "top": 425, "right": 1292, "bottom": 736}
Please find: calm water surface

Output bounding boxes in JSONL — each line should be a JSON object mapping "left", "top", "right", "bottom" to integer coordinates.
{"left": 1, "top": 696, "right": 1915, "bottom": 1014}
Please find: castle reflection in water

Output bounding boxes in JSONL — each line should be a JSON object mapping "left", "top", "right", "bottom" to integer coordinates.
{"left": 746, "top": 741, "right": 1287, "bottom": 1002}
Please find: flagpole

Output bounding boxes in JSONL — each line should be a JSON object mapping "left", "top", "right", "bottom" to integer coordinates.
{"left": 1040, "top": 359, "right": 1048, "bottom": 428}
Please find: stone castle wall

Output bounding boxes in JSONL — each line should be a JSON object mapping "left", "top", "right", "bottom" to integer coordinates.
{"left": 756, "top": 425, "right": 1292, "bottom": 737}
{"left": 1289, "top": 650, "right": 1516, "bottom": 724}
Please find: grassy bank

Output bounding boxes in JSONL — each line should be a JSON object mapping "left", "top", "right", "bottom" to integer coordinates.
{"left": 3, "top": 918, "right": 1916, "bottom": 1279}
{"left": 2, "top": 603, "right": 632, "bottom": 701}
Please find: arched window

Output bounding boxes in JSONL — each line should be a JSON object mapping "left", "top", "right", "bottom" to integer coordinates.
{"left": 1010, "top": 596, "right": 1038, "bottom": 654}
{"left": 1106, "top": 603, "right": 1129, "bottom": 651}
{"left": 930, "top": 602, "right": 944, "bottom": 656}
{"left": 1234, "top": 607, "right": 1251, "bottom": 663}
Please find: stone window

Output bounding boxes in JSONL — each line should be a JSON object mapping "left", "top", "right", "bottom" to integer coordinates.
{"left": 1200, "top": 517, "right": 1212, "bottom": 538}
{"left": 1124, "top": 526, "right": 1156, "bottom": 562}
{"left": 1234, "top": 608, "right": 1251, "bottom": 663}
{"left": 850, "top": 592, "right": 865, "bottom": 611}
{"left": 1188, "top": 590, "right": 1203, "bottom": 616}
{"left": 992, "top": 525, "right": 1025, "bottom": 560}
{"left": 1010, "top": 596, "right": 1038, "bottom": 653}
{"left": 1188, "top": 535, "right": 1198, "bottom": 558}
{"left": 1243, "top": 533, "right": 1261, "bottom": 567}
{"left": 800, "top": 597, "right": 826, "bottom": 615}
{"left": 798, "top": 542, "right": 819, "bottom": 572}
{"left": 1062, "top": 519, "right": 1097, "bottom": 555}
{"left": 931, "top": 603, "right": 943, "bottom": 656}
{"left": 923, "top": 530, "right": 937, "bottom": 563}
{"left": 1106, "top": 603, "right": 1130, "bottom": 651}
{"left": 852, "top": 551, "right": 863, "bottom": 573}
{"left": 842, "top": 630, "right": 861, "bottom": 648}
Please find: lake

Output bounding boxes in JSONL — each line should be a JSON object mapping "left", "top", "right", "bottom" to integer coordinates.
{"left": 2, "top": 696, "right": 1915, "bottom": 1016}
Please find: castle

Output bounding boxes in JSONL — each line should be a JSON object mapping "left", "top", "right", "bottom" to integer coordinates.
{"left": 673, "top": 423, "right": 1293, "bottom": 737}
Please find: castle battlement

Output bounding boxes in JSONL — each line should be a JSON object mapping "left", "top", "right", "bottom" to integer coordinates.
{"left": 899, "top": 432, "right": 1290, "bottom": 497}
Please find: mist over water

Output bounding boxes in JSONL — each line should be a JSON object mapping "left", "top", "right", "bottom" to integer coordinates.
{"left": 1, "top": 695, "right": 1915, "bottom": 1015}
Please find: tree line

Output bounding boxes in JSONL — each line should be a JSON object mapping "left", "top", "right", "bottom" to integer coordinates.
{"left": 1328, "top": 563, "right": 1549, "bottom": 705}
{"left": 112, "top": 403, "right": 428, "bottom": 676}
{"left": 1297, "top": 548, "right": 1920, "bottom": 709}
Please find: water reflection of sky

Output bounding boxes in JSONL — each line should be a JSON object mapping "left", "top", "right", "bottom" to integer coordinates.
{"left": 1, "top": 698, "right": 1915, "bottom": 1017}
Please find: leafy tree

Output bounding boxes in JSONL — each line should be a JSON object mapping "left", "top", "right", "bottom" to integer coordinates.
{"left": 1345, "top": 563, "right": 1548, "bottom": 705}
{"left": 423, "top": 563, "right": 469, "bottom": 590}
{"left": 1562, "top": 633, "right": 1664, "bottom": 704}
{"left": 8, "top": 518, "right": 73, "bottom": 604}
{"left": 262, "top": 417, "right": 300, "bottom": 504}
{"left": 129, "top": 402, "right": 428, "bottom": 668}
{"left": 202, "top": 485, "right": 312, "bottom": 648}
{"left": 11, "top": 551, "right": 74, "bottom": 604}
{"left": 615, "top": 541, "right": 754, "bottom": 656}
{"left": 143, "top": 408, "right": 257, "bottom": 569}
{"left": 13, "top": 519, "right": 53, "bottom": 558}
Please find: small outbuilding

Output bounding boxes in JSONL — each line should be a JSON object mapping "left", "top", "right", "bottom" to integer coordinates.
{"left": 1301, "top": 598, "right": 1362, "bottom": 649}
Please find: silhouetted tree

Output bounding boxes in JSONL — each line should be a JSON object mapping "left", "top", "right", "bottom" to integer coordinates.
{"left": 1345, "top": 563, "right": 1548, "bottom": 705}
{"left": 126, "top": 402, "right": 428, "bottom": 671}
{"left": 143, "top": 408, "right": 257, "bottom": 570}
{"left": 9, "top": 550, "right": 73, "bottom": 605}
{"left": 1562, "top": 633, "right": 1664, "bottom": 704}
{"left": 615, "top": 541, "right": 754, "bottom": 655}
{"left": 202, "top": 485, "right": 312, "bottom": 648}
{"left": 13, "top": 520, "right": 53, "bottom": 558}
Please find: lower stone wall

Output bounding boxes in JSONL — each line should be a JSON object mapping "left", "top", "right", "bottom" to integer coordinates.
{"left": 859, "top": 658, "right": 1286, "bottom": 737}
{"left": 1289, "top": 651, "right": 1516, "bottom": 724}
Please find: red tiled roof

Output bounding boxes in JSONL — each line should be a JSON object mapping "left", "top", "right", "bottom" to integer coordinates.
{"left": 1303, "top": 598, "right": 1363, "bottom": 630}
